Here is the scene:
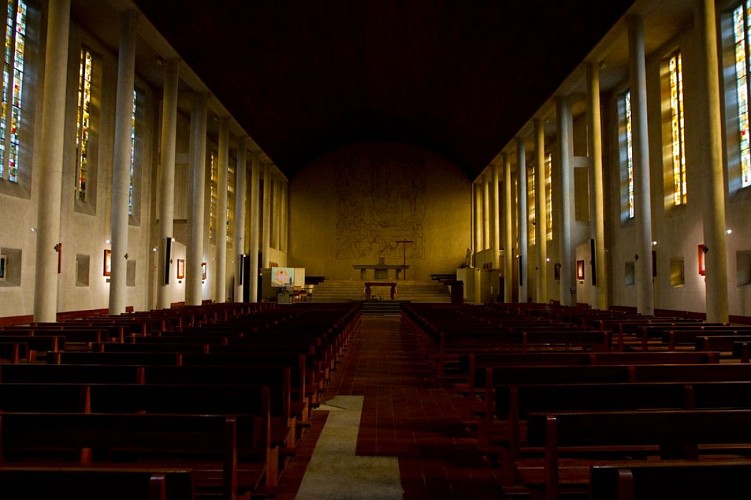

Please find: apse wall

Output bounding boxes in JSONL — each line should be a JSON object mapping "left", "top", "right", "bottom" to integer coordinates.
{"left": 288, "top": 143, "right": 471, "bottom": 281}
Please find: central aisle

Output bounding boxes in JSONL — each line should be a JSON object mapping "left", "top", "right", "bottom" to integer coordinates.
{"left": 276, "top": 314, "right": 506, "bottom": 499}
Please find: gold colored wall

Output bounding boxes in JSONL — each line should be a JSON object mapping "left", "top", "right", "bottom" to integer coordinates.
{"left": 288, "top": 143, "right": 471, "bottom": 281}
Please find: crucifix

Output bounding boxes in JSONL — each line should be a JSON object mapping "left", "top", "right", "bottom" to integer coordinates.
{"left": 396, "top": 239, "right": 413, "bottom": 280}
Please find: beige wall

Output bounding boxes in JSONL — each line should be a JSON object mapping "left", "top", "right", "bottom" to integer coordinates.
{"left": 288, "top": 143, "right": 471, "bottom": 281}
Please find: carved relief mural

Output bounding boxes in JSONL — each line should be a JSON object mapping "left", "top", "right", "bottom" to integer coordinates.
{"left": 335, "top": 151, "right": 426, "bottom": 261}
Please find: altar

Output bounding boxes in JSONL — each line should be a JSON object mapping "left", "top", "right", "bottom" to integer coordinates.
{"left": 353, "top": 264, "right": 409, "bottom": 280}
{"left": 364, "top": 281, "right": 397, "bottom": 300}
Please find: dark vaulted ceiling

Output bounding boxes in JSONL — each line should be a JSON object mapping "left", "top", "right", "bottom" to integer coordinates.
{"left": 131, "top": 0, "right": 635, "bottom": 180}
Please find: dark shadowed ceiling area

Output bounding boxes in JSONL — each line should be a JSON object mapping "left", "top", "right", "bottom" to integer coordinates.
{"left": 130, "top": 0, "right": 635, "bottom": 180}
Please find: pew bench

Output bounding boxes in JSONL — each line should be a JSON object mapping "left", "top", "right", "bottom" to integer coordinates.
{"left": 695, "top": 335, "right": 751, "bottom": 355}
{"left": 463, "top": 351, "right": 720, "bottom": 394}
{"left": 663, "top": 327, "right": 751, "bottom": 351}
{"left": 589, "top": 460, "right": 751, "bottom": 500}
{"left": 0, "top": 341, "right": 26, "bottom": 363}
{"left": 431, "top": 329, "right": 611, "bottom": 379}
{"left": 516, "top": 409, "right": 751, "bottom": 500}
{"left": 142, "top": 363, "right": 310, "bottom": 424}
{"left": 0, "top": 363, "right": 144, "bottom": 383}
{"left": 480, "top": 362, "right": 751, "bottom": 389}
{"left": 0, "top": 382, "right": 284, "bottom": 488}
{"left": 0, "top": 465, "right": 195, "bottom": 500}
{"left": 0, "top": 412, "right": 261, "bottom": 499}
{"left": 487, "top": 382, "right": 691, "bottom": 457}
{"left": 0, "top": 334, "right": 64, "bottom": 360}
{"left": 634, "top": 323, "right": 730, "bottom": 351}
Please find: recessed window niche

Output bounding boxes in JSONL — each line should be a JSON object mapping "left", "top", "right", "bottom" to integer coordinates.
{"left": 75, "top": 254, "right": 90, "bottom": 287}
{"left": 737, "top": 250, "right": 751, "bottom": 287}
{"left": 0, "top": 248, "right": 21, "bottom": 287}
{"left": 127, "top": 260, "right": 137, "bottom": 287}
{"left": 624, "top": 261, "right": 635, "bottom": 287}
{"left": 670, "top": 257, "right": 685, "bottom": 288}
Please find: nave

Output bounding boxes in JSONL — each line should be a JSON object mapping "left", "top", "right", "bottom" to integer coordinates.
{"left": 276, "top": 315, "right": 506, "bottom": 500}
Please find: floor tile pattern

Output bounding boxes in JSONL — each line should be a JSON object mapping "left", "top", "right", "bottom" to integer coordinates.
{"left": 276, "top": 315, "right": 507, "bottom": 499}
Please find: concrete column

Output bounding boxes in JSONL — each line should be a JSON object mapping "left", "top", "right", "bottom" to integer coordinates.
{"left": 249, "top": 154, "right": 261, "bottom": 302}
{"left": 503, "top": 152, "right": 514, "bottom": 302}
{"left": 517, "top": 137, "right": 528, "bottom": 303}
{"left": 586, "top": 62, "right": 608, "bottom": 310}
{"left": 473, "top": 182, "right": 482, "bottom": 261}
{"left": 491, "top": 162, "right": 501, "bottom": 270}
{"left": 556, "top": 96, "right": 574, "bottom": 307}
{"left": 262, "top": 162, "right": 272, "bottom": 268}
{"left": 156, "top": 59, "right": 179, "bottom": 310}
{"left": 234, "top": 137, "right": 248, "bottom": 303}
{"left": 534, "top": 118, "right": 548, "bottom": 303}
{"left": 695, "top": 0, "right": 729, "bottom": 322}
{"left": 108, "top": 10, "right": 137, "bottom": 315}
{"left": 628, "top": 16, "right": 655, "bottom": 316}
{"left": 33, "top": 0, "right": 71, "bottom": 323}
{"left": 482, "top": 173, "right": 490, "bottom": 251}
{"left": 214, "top": 118, "right": 229, "bottom": 303}
{"left": 186, "top": 93, "right": 208, "bottom": 306}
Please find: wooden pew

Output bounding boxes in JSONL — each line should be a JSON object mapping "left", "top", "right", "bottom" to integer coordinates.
{"left": 0, "top": 412, "right": 258, "bottom": 499}
{"left": 634, "top": 323, "right": 729, "bottom": 351}
{"left": 0, "top": 364, "right": 143, "bottom": 383}
{"left": 0, "top": 334, "right": 63, "bottom": 360}
{"left": 464, "top": 351, "right": 720, "bottom": 394}
{"left": 3, "top": 327, "right": 113, "bottom": 344}
{"left": 0, "top": 342, "right": 25, "bottom": 363}
{"left": 519, "top": 409, "right": 751, "bottom": 500}
{"left": 695, "top": 335, "right": 751, "bottom": 354}
{"left": 0, "top": 383, "right": 88, "bottom": 412}
{"left": 87, "top": 384, "right": 282, "bottom": 487}
{"left": 0, "top": 466, "right": 195, "bottom": 500}
{"left": 142, "top": 364, "right": 308, "bottom": 423}
{"left": 48, "top": 351, "right": 184, "bottom": 366}
{"left": 663, "top": 327, "right": 751, "bottom": 350}
{"left": 487, "top": 382, "right": 691, "bottom": 460}
{"left": 484, "top": 377, "right": 751, "bottom": 452}
{"left": 589, "top": 461, "right": 751, "bottom": 500}
{"left": 179, "top": 352, "right": 321, "bottom": 410}
{"left": 0, "top": 381, "right": 285, "bottom": 489}
{"left": 733, "top": 341, "right": 751, "bottom": 362}
{"left": 94, "top": 342, "right": 211, "bottom": 354}
{"left": 481, "top": 363, "right": 751, "bottom": 389}
{"left": 433, "top": 330, "right": 611, "bottom": 379}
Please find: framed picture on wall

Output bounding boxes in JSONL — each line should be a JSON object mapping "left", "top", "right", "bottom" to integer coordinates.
{"left": 103, "top": 249, "right": 112, "bottom": 277}
{"left": 201, "top": 262, "right": 207, "bottom": 281}
{"left": 576, "top": 260, "right": 585, "bottom": 282}
{"left": 0, "top": 254, "right": 6, "bottom": 282}
{"left": 177, "top": 259, "right": 185, "bottom": 280}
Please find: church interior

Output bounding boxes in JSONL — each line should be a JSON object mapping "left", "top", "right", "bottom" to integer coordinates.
{"left": 3, "top": 0, "right": 751, "bottom": 498}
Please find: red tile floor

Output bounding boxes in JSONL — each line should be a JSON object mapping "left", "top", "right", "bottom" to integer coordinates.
{"left": 275, "top": 314, "right": 507, "bottom": 499}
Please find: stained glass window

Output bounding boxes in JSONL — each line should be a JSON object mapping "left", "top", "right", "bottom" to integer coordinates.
{"left": 209, "top": 151, "right": 216, "bottom": 244}
{"left": 528, "top": 166, "right": 535, "bottom": 245}
{"left": 545, "top": 153, "right": 553, "bottom": 241}
{"left": 76, "top": 48, "right": 93, "bottom": 201}
{"left": 618, "top": 90, "right": 635, "bottom": 219}
{"left": 0, "top": 0, "right": 26, "bottom": 183}
{"left": 668, "top": 51, "right": 687, "bottom": 205}
{"left": 128, "top": 89, "right": 137, "bottom": 215}
{"left": 734, "top": 2, "right": 751, "bottom": 188}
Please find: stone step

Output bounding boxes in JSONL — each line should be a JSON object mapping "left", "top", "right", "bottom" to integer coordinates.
{"left": 309, "top": 280, "right": 450, "bottom": 303}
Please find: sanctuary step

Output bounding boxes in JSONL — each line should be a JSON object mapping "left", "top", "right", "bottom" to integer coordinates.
{"left": 309, "top": 280, "right": 450, "bottom": 303}
{"left": 361, "top": 301, "right": 403, "bottom": 316}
